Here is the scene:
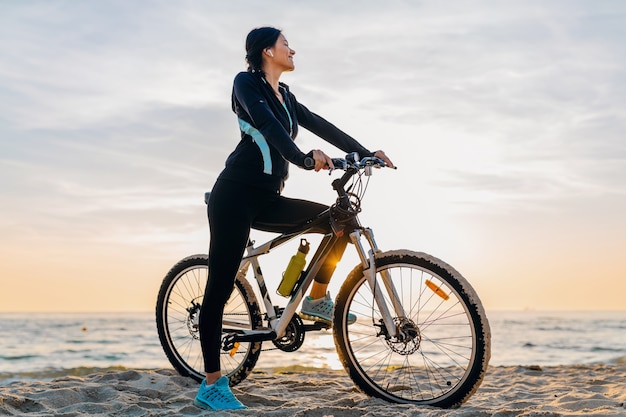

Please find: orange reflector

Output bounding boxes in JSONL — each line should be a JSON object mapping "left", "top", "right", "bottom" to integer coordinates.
{"left": 426, "top": 279, "right": 449, "bottom": 300}
{"left": 229, "top": 342, "right": 240, "bottom": 357}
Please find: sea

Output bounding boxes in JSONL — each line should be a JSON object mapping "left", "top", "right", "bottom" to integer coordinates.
{"left": 1, "top": 310, "right": 625, "bottom": 385}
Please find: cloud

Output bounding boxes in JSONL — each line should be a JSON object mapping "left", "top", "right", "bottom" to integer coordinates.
{"left": 1, "top": 103, "right": 236, "bottom": 245}
{"left": 0, "top": 2, "right": 242, "bottom": 131}
{"left": 1, "top": 0, "right": 626, "bottom": 310}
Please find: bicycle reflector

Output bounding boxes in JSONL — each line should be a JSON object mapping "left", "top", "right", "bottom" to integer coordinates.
{"left": 426, "top": 279, "right": 450, "bottom": 300}
{"left": 229, "top": 342, "right": 241, "bottom": 357}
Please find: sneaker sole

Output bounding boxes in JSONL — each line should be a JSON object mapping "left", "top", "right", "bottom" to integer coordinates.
{"left": 299, "top": 312, "right": 332, "bottom": 325}
{"left": 194, "top": 398, "right": 246, "bottom": 411}
{"left": 194, "top": 398, "right": 212, "bottom": 410}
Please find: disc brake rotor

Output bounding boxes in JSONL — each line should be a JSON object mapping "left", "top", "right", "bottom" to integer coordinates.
{"left": 386, "top": 317, "right": 421, "bottom": 355}
{"left": 186, "top": 300, "right": 202, "bottom": 340}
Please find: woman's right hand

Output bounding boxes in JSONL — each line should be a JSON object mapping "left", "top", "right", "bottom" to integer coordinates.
{"left": 373, "top": 150, "right": 395, "bottom": 169}
{"left": 310, "top": 149, "right": 334, "bottom": 172}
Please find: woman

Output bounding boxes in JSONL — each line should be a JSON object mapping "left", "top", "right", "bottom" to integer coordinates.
{"left": 195, "top": 27, "right": 394, "bottom": 410}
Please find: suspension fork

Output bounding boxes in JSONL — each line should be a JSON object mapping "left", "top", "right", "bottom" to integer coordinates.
{"left": 350, "top": 228, "right": 407, "bottom": 339}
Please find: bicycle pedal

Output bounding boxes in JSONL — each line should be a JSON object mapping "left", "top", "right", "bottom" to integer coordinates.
{"left": 303, "top": 322, "right": 331, "bottom": 331}
{"left": 299, "top": 312, "right": 332, "bottom": 326}
{"left": 222, "top": 333, "right": 237, "bottom": 351}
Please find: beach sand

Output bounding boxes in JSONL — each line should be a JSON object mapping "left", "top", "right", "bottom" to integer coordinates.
{"left": 1, "top": 365, "right": 625, "bottom": 416}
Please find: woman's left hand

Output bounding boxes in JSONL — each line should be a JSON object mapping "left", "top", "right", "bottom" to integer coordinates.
{"left": 311, "top": 149, "right": 334, "bottom": 172}
{"left": 373, "top": 150, "right": 395, "bottom": 168}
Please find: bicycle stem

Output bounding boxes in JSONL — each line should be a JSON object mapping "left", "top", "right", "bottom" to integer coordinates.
{"left": 332, "top": 168, "right": 358, "bottom": 208}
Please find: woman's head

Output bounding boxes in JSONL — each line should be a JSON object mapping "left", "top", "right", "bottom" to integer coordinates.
{"left": 245, "top": 27, "right": 281, "bottom": 72}
{"left": 245, "top": 27, "right": 295, "bottom": 73}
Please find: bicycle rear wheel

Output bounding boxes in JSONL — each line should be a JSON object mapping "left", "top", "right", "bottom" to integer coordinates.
{"left": 156, "top": 254, "right": 262, "bottom": 385}
{"left": 333, "top": 250, "right": 490, "bottom": 408}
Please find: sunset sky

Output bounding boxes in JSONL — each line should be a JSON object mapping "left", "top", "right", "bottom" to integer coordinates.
{"left": 1, "top": 1, "right": 624, "bottom": 312}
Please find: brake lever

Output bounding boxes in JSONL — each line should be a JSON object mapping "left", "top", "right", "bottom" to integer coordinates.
{"left": 327, "top": 158, "right": 347, "bottom": 174}
{"left": 362, "top": 156, "right": 397, "bottom": 170}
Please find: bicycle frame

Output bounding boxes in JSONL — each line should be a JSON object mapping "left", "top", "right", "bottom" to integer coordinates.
{"left": 222, "top": 221, "right": 345, "bottom": 344}
{"left": 222, "top": 157, "right": 407, "bottom": 349}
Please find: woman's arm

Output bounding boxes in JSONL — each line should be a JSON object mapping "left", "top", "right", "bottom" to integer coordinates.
{"left": 295, "top": 100, "right": 395, "bottom": 169}
{"left": 233, "top": 73, "right": 309, "bottom": 167}
{"left": 294, "top": 100, "right": 373, "bottom": 158}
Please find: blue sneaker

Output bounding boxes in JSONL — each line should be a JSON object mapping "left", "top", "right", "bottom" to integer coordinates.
{"left": 194, "top": 376, "right": 246, "bottom": 410}
{"left": 300, "top": 292, "right": 357, "bottom": 325}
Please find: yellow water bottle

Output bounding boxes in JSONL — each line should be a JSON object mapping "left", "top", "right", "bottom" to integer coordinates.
{"left": 277, "top": 238, "right": 310, "bottom": 297}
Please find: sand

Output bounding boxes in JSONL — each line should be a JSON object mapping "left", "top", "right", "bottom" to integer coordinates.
{"left": 1, "top": 365, "right": 625, "bottom": 416}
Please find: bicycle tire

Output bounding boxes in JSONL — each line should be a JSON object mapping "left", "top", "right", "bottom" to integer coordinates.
{"left": 155, "top": 254, "right": 263, "bottom": 385}
{"left": 333, "top": 250, "right": 490, "bottom": 408}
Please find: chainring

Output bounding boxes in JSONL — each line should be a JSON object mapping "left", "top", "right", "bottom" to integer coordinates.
{"left": 272, "top": 310, "right": 306, "bottom": 352}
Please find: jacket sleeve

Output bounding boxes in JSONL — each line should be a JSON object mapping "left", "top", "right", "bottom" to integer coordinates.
{"left": 233, "top": 73, "right": 308, "bottom": 167}
{"left": 294, "top": 98, "right": 373, "bottom": 159}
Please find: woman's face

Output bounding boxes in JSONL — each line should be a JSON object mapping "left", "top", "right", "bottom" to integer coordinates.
{"left": 267, "top": 34, "right": 296, "bottom": 72}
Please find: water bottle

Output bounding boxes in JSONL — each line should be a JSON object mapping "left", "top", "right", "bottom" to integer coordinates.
{"left": 277, "top": 238, "right": 310, "bottom": 297}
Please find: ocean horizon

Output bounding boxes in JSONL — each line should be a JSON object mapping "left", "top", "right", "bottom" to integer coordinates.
{"left": 2, "top": 310, "right": 625, "bottom": 385}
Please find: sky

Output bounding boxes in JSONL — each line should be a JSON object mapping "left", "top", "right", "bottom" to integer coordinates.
{"left": 1, "top": 0, "right": 625, "bottom": 312}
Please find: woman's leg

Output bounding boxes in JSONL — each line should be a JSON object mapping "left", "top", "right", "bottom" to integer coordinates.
{"left": 254, "top": 196, "right": 348, "bottom": 298}
{"left": 199, "top": 180, "right": 270, "bottom": 379}
{"left": 308, "top": 234, "right": 349, "bottom": 298}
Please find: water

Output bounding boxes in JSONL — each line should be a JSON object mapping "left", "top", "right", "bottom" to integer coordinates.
{"left": 1, "top": 310, "right": 624, "bottom": 384}
{"left": 489, "top": 310, "right": 626, "bottom": 366}
{"left": 0, "top": 313, "right": 168, "bottom": 384}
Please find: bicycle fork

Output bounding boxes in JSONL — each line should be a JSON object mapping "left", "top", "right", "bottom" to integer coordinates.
{"left": 350, "top": 228, "right": 408, "bottom": 340}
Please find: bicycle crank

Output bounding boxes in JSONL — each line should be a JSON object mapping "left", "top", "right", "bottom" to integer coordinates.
{"left": 272, "top": 310, "right": 306, "bottom": 352}
{"left": 222, "top": 329, "right": 277, "bottom": 351}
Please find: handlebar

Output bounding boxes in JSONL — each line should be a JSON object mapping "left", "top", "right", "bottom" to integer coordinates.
{"left": 305, "top": 153, "right": 396, "bottom": 209}
{"left": 303, "top": 153, "right": 397, "bottom": 219}
{"left": 303, "top": 152, "right": 393, "bottom": 171}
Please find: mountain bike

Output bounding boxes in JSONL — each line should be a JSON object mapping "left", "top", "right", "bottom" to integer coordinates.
{"left": 156, "top": 154, "right": 491, "bottom": 408}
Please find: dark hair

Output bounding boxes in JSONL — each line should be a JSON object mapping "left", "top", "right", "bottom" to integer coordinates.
{"left": 245, "top": 27, "right": 282, "bottom": 72}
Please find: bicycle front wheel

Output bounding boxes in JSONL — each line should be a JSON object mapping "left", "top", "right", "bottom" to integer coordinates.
{"left": 333, "top": 250, "right": 490, "bottom": 408}
{"left": 155, "top": 254, "right": 262, "bottom": 385}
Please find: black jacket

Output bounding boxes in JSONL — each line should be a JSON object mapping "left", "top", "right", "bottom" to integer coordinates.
{"left": 219, "top": 71, "right": 372, "bottom": 192}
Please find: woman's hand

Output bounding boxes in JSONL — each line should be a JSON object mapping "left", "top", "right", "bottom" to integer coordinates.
{"left": 373, "top": 150, "right": 395, "bottom": 168}
{"left": 311, "top": 149, "right": 334, "bottom": 172}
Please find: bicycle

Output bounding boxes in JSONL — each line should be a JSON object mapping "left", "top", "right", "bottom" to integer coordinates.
{"left": 156, "top": 153, "right": 491, "bottom": 408}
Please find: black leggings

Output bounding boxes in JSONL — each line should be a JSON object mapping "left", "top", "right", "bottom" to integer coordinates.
{"left": 199, "top": 179, "right": 348, "bottom": 373}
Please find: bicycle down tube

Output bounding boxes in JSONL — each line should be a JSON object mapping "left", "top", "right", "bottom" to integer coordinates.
{"left": 227, "top": 228, "right": 342, "bottom": 342}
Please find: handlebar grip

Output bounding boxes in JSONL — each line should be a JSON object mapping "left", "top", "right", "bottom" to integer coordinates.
{"left": 305, "top": 156, "right": 347, "bottom": 170}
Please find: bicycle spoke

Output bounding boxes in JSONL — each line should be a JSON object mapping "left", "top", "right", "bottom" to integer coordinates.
{"left": 157, "top": 256, "right": 262, "bottom": 385}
